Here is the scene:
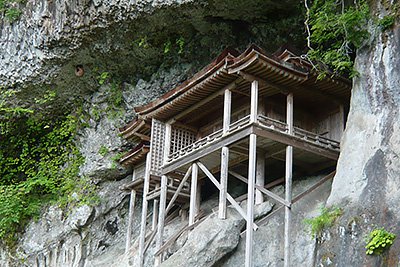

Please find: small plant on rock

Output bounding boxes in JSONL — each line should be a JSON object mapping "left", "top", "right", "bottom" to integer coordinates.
{"left": 304, "top": 206, "right": 342, "bottom": 237}
{"left": 98, "top": 145, "right": 109, "bottom": 157}
{"left": 365, "top": 228, "right": 396, "bottom": 255}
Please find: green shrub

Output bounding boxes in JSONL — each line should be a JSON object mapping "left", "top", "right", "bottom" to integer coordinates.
{"left": 365, "top": 228, "right": 396, "bottom": 255}
{"left": 378, "top": 15, "right": 395, "bottom": 31}
{"left": 0, "top": 91, "right": 98, "bottom": 247}
{"left": 304, "top": 206, "right": 342, "bottom": 237}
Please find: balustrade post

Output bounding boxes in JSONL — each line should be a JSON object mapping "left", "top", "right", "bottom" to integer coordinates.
{"left": 250, "top": 80, "right": 259, "bottom": 123}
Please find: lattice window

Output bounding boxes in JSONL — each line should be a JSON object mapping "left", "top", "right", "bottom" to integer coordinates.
{"left": 170, "top": 125, "right": 197, "bottom": 156}
{"left": 150, "top": 119, "right": 166, "bottom": 176}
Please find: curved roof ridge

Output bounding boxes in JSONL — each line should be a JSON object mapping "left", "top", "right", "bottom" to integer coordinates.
{"left": 134, "top": 48, "right": 239, "bottom": 115}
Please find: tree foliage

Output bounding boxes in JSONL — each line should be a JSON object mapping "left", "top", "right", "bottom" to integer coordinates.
{"left": 306, "top": 0, "right": 370, "bottom": 77}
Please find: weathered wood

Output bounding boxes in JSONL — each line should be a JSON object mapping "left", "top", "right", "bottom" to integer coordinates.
{"left": 250, "top": 80, "right": 259, "bottom": 123}
{"left": 237, "top": 70, "right": 345, "bottom": 105}
{"left": 264, "top": 177, "right": 285, "bottom": 188}
{"left": 196, "top": 179, "right": 202, "bottom": 219}
{"left": 125, "top": 190, "right": 137, "bottom": 251}
{"left": 287, "top": 93, "right": 293, "bottom": 135}
{"left": 229, "top": 170, "right": 290, "bottom": 207}
{"left": 197, "top": 161, "right": 258, "bottom": 230}
{"left": 155, "top": 175, "right": 168, "bottom": 266}
{"left": 237, "top": 70, "right": 289, "bottom": 95}
{"left": 152, "top": 196, "right": 159, "bottom": 231}
{"left": 162, "top": 126, "right": 252, "bottom": 174}
{"left": 284, "top": 92, "right": 293, "bottom": 267}
{"left": 164, "top": 123, "right": 172, "bottom": 164}
{"left": 223, "top": 89, "right": 232, "bottom": 133}
{"left": 144, "top": 230, "right": 157, "bottom": 255}
{"left": 189, "top": 163, "right": 199, "bottom": 226}
{"left": 245, "top": 133, "right": 257, "bottom": 267}
{"left": 125, "top": 168, "right": 137, "bottom": 253}
{"left": 284, "top": 145, "right": 293, "bottom": 267}
{"left": 133, "top": 132, "right": 151, "bottom": 141}
{"left": 219, "top": 146, "right": 229, "bottom": 219}
{"left": 246, "top": 171, "right": 336, "bottom": 234}
{"left": 168, "top": 80, "right": 239, "bottom": 124}
{"left": 165, "top": 166, "right": 192, "bottom": 214}
{"left": 253, "top": 126, "right": 339, "bottom": 160}
{"left": 255, "top": 153, "right": 265, "bottom": 204}
{"left": 138, "top": 152, "right": 152, "bottom": 267}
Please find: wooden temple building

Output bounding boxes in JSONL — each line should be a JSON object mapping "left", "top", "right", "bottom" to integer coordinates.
{"left": 118, "top": 45, "right": 351, "bottom": 267}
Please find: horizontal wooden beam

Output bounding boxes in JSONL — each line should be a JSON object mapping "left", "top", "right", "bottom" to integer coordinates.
{"left": 239, "top": 70, "right": 346, "bottom": 105}
{"left": 253, "top": 126, "right": 339, "bottom": 160}
{"left": 132, "top": 132, "right": 150, "bottom": 141}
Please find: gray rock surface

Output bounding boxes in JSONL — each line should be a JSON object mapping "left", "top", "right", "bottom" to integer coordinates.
{"left": 218, "top": 175, "right": 331, "bottom": 267}
{"left": 161, "top": 202, "right": 274, "bottom": 267}
{"left": 0, "top": 0, "right": 194, "bottom": 88}
{"left": 317, "top": 3, "right": 400, "bottom": 266}
{"left": 3, "top": 176, "right": 134, "bottom": 267}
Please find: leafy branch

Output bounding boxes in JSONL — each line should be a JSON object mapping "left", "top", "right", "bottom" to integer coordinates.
{"left": 304, "top": 0, "right": 369, "bottom": 77}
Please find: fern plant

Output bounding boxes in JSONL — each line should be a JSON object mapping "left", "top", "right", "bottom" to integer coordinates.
{"left": 304, "top": 206, "right": 342, "bottom": 237}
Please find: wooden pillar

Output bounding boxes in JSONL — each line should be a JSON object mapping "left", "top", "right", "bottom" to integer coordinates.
{"left": 245, "top": 133, "right": 257, "bottom": 267}
{"left": 223, "top": 88, "right": 232, "bottom": 133}
{"left": 339, "top": 104, "right": 345, "bottom": 138}
{"left": 255, "top": 153, "right": 265, "bottom": 204}
{"left": 196, "top": 179, "right": 202, "bottom": 217}
{"left": 250, "top": 80, "right": 259, "bottom": 123}
{"left": 164, "top": 123, "right": 172, "bottom": 164}
{"left": 245, "top": 80, "right": 259, "bottom": 267}
{"left": 189, "top": 163, "right": 199, "bottom": 226}
{"left": 138, "top": 152, "right": 152, "bottom": 267}
{"left": 125, "top": 169, "right": 137, "bottom": 253}
{"left": 284, "top": 93, "right": 293, "bottom": 267}
{"left": 220, "top": 87, "right": 232, "bottom": 219}
{"left": 286, "top": 93, "right": 293, "bottom": 134}
{"left": 219, "top": 146, "right": 229, "bottom": 219}
{"left": 152, "top": 199, "right": 159, "bottom": 231}
{"left": 155, "top": 175, "right": 167, "bottom": 266}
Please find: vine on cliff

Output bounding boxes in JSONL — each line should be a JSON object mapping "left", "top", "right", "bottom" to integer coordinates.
{"left": 0, "top": 90, "right": 97, "bottom": 248}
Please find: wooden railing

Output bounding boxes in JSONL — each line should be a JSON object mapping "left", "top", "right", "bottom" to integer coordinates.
{"left": 257, "top": 115, "right": 288, "bottom": 132}
{"left": 165, "top": 114, "right": 339, "bottom": 164}
{"left": 293, "top": 127, "right": 340, "bottom": 150}
{"left": 257, "top": 114, "right": 340, "bottom": 150}
{"left": 167, "top": 115, "right": 251, "bottom": 162}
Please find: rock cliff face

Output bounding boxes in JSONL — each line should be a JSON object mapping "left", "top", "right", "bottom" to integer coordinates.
{"left": 315, "top": 2, "right": 400, "bottom": 266}
{"left": 1, "top": 0, "right": 399, "bottom": 266}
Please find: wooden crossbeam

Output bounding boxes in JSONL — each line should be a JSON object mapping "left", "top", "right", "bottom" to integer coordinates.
{"left": 197, "top": 161, "right": 258, "bottom": 230}
{"left": 229, "top": 170, "right": 291, "bottom": 207}
{"left": 241, "top": 171, "right": 336, "bottom": 236}
{"left": 165, "top": 166, "right": 192, "bottom": 214}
